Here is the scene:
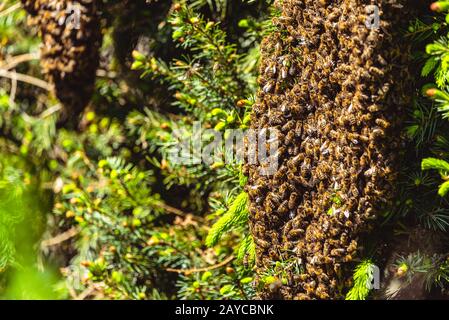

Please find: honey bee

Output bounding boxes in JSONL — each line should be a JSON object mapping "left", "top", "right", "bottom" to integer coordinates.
{"left": 347, "top": 240, "right": 357, "bottom": 253}
{"left": 281, "top": 120, "right": 295, "bottom": 132}
{"left": 264, "top": 61, "right": 277, "bottom": 76}
{"left": 288, "top": 192, "right": 299, "bottom": 209}
{"left": 248, "top": 185, "right": 263, "bottom": 199}
{"left": 315, "top": 285, "right": 329, "bottom": 299}
{"left": 364, "top": 166, "right": 376, "bottom": 178}
{"left": 280, "top": 103, "right": 292, "bottom": 118}
{"left": 255, "top": 237, "right": 271, "bottom": 249}
{"left": 338, "top": 133, "right": 348, "bottom": 145}
{"left": 283, "top": 218, "right": 294, "bottom": 235}
{"left": 323, "top": 255, "right": 333, "bottom": 264}
{"left": 268, "top": 112, "right": 284, "bottom": 126}
{"left": 268, "top": 248, "right": 280, "bottom": 260}
{"left": 288, "top": 228, "right": 305, "bottom": 239}
{"left": 342, "top": 77, "right": 357, "bottom": 89}
{"left": 383, "top": 165, "right": 393, "bottom": 176}
{"left": 278, "top": 200, "right": 290, "bottom": 214}
{"left": 262, "top": 81, "right": 275, "bottom": 93}
{"left": 275, "top": 42, "right": 283, "bottom": 54}
{"left": 285, "top": 130, "right": 296, "bottom": 145}
{"left": 370, "top": 127, "right": 385, "bottom": 139}
{"left": 249, "top": 203, "right": 259, "bottom": 215}
{"left": 315, "top": 166, "right": 328, "bottom": 181}
{"left": 264, "top": 199, "right": 275, "bottom": 214}
{"left": 304, "top": 142, "right": 315, "bottom": 157}
{"left": 300, "top": 157, "right": 312, "bottom": 173}
{"left": 360, "top": 113, "right": 373, "bottom": 123}
{"left": 287, "top": 153, "right": 303, "bottom": 172}
{"left": 375, "top": 118, "right": 390, "bottom": 129}
{"left": 369, "top": 66, "right": 384, "bottom": 77}
{"left": 336, "top": 115, "right": 345, "bottom": 127}
{"left": 253, "top": 222, "right": 266, "bottom": 236}
{"left": 346, "top": 113, "right": 357, "bottom": 126}
{"left": 289, "top": 64, "right": 297, "bottom": 76}
{"left": 368, "top": 104, "right": 381, "bottom": 112}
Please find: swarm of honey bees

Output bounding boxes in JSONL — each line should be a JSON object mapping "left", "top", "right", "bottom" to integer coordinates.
{"left": 244, "top": 0, "right": 415, "bottom": 299}
{"left": 21, "top": 0, "right": 101, "bottom": 114}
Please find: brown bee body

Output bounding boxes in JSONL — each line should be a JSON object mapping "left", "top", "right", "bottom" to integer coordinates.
{"left": 375, "top": 118, "right": 391, "bottom": 129}
{"left": 288, "top": 192, "right": 298, "bottom": 209}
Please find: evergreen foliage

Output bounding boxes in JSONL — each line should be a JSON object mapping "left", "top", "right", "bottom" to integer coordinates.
{"left": 0, "top": 0, "right": 271, "bottom": 299}
{"left": 345, "top": 260, "right": 376, "bottom": 301}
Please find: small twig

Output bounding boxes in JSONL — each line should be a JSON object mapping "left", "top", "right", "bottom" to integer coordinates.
{"left": 0, "top": 52, "right": 40, "bottom": 70}
{"left": 41, "top": 227, "right": 79, "bottom": 248}
{"left": 40, "top": 104, "right": 62, "bottom": 118}
{"left": 154, "top": 241, "right": 192, "bottom": 260}
{"left": 156, "top": 201, "right": 205, "bottom": 223}
{"left": 0, "top": 3, "right": 21, "bottom": 19}
{"left": 166, "top": 255, "right": 235, "bottom": 275}
{"left": 0, "top": 69, "right": 52, "bottom": 91}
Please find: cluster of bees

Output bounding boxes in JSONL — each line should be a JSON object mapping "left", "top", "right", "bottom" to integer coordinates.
{"left": 21, "top": 0, "right": 102, "bottom": 115}
{"left": 244, "top": 0, "right": 415, "bottom": 299}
